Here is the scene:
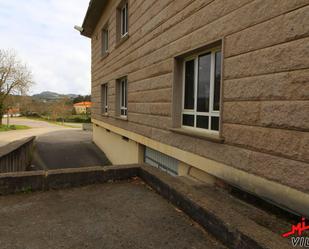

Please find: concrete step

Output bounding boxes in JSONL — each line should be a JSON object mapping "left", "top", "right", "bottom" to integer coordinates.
{"left": 140, "top": 164, "right": 297, "bottom": 249}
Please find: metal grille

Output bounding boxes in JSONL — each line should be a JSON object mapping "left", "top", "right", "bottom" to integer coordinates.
{"left": 144, "top": 147, "right": 178, "bottom": 176}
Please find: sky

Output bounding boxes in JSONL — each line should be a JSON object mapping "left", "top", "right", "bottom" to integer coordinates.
{"left": 0, "top": 0, "right": 91, "bottom": 95}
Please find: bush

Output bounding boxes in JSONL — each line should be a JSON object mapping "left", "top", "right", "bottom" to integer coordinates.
{"left": 23, "top": 112, "right": 41, "bottom": 118}
{"left": 57, "top": 115, "right": 91, "bottom": 123}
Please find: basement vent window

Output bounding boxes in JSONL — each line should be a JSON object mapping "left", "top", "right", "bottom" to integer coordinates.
{"left": 144, "top": 147, "right": 179, "bottom": 176}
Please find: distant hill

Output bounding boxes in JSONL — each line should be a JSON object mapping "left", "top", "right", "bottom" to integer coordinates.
{"left": 32, "top": 91, "right": 79, "bottom": 101}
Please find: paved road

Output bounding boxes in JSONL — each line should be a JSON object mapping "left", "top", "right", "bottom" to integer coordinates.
{"left": 0, "top": 118, "right": 74, "bottom": 147}
{"left": 1, "top": 117, "right": 109, "bottom": 169}
{"left": 33, "top": 129, "right": 110, "bottom": 170}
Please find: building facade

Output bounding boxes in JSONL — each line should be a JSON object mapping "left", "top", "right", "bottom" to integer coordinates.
{"left": 80, "top": 0, "right": 309, "bottom": 216}
{"left": 73, "top": 101, "right": 92, "bottom": 114}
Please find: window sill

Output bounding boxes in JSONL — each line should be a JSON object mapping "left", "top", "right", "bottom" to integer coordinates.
{"left": 115, "top": 34, "right": 129, "bottom": 48}
{"left": 101, "top": 52, "right": 109, "bottom": 60}
{"left": 170, "top": 128, "right": 224, "bottom": 143}
{"left": 101, "top": 113, "right": 109, "bottom": 117}
{"left": 115, "top": 116, "right": 128, "bottom": 121}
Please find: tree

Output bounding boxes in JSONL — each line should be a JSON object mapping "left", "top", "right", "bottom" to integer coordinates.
{"left": 73, "top": 94, "right": 91, "bottom": 104}
{"left": 50, "top": 98, "right": 73, "bottom": 124}
{"left": 73, "top": 95, "right": 84, "bottom": 104}
{"left": 0, "top": 49, "right": 33, "bottom": 125}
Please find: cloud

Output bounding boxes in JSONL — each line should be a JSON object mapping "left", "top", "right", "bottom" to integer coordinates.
{"left": 0, "top": 0, "right": 91, "bottom": 95}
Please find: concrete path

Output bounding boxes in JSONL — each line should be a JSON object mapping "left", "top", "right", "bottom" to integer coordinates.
{"left": 0, "top": 118, "right": 75, "bottom": 147}
{"left": 33, "top": 129, "right": 110, "bottom": 170}
{"left": 0, "top": 180, "right": 226, "bottom": 249}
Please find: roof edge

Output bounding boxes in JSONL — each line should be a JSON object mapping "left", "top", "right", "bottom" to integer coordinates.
{"left": 81, "top": 0, "right": 108, "bottom": 38}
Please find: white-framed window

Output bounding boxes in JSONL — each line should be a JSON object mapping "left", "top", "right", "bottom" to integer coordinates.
{"left": 102, "top": 27, "right": 109, "bottom": 54}
{"left": 120, "top": 2, "right": 128, "bottom": 37}
{"left": 182, "top": 47, "right": 222, "bottom": 133}
{"left": 119, "top": 78, "right": 127, "bottom": 117}
{"left": 101, "top": 83, "right": 108, "bottom": 114}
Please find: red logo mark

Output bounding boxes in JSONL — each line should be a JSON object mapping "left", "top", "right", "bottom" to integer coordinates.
{"left": 282, "top": 217, "right": 309, "bottom": 238}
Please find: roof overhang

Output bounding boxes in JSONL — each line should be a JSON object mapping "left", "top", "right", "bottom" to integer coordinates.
{"left": 80, "top": 0, "right": 108, "bottom": 38}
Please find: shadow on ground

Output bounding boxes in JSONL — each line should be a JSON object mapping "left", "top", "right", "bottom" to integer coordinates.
{"left": 33, "top": 130, "right": 110, "bottom": 170}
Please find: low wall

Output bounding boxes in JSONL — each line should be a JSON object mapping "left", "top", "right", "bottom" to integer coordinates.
{"left": 93, "top": 125, "right": 143, "bottom": 165}
{"left": 0, "top": 165, "right": 139, "bottom": 195}
{"left": 0, "top": 136, "right": 35, "bottom": 173}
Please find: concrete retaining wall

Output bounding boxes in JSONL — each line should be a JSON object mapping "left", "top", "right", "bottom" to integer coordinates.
{"left": 0, "top": 136, "right": 35, "bottom": 173}
{"left": 0, "top": 165, "right": 139, "bottom": 195}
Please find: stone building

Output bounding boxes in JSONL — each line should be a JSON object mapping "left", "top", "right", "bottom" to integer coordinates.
{"left": 79, "top": 0, "right": 309, "bottom": 216}
{"left": 73, "top": 101, "right": 92, "bottom": 115}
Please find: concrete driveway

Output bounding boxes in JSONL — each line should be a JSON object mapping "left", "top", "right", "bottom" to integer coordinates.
{"left": 33, "top": 130, "right": 110, "bottom": 170}
{"left": 0, "top": 118, "right": 75, "bottom": 147}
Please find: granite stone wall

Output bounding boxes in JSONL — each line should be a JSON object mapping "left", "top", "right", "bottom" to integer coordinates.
{"left": 90, "top": 0, "right": 309, "bottom": 192}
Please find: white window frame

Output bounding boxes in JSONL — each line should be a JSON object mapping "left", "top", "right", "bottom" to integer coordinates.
{"left": 102, "top": 28, "right": 109, "bottom": 54}
{"left": 120, "top": 2, "right": 128, "bottom": 37}
{"left": 119, "top": 78, "right": 127, "bottom": 118}
{"left": 181, "top": 47, "right": 221, "bottom": 134}
{"left": 102, "top": 83, "right": 108, "bottom": 114}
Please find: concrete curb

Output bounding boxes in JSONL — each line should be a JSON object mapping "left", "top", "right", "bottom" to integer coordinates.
{"left": 139, "top": 165, "right": 281, "bottom": 249}
{"left": 0, "top": 164, "right": 291, "bottom": 249}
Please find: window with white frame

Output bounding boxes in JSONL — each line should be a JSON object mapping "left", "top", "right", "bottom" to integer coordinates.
{"left": 102, "top": 27, "right": 109, "bottom": 54}
{"left": 182, "top": 47, "right": 221, "bottom": 133}
{"left": 120, "top": 2, "right": 128, "bottom": 37}
{"left": 101, "top": 83, "right": 108, "bottom": 114}
{"left": 119, "top": 78, "right": 127, "bottom": 117}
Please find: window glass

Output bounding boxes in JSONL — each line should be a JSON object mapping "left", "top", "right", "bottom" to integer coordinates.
{"left": 125, "top": 3, "right": 128, "bottom": 34}
{"left": 213, "top": 51, "right": 221, "bottom": 111}
{"left": 197, "top": 53, "right": 211, "bottom": 112}
{"left": 121, "top": 7, "right": 125, "bottom": 35}
{"left": 211, "top": 117, "right": 219, "bottom": 131}
{"left": 184, "top": 60, "right": 195, "bottom": 110}
{"left": 104, "top": 84, "right": 108, "bottom": 112}
{"left": 182, "top": 114, "right": 194, "bottom": 127}
{"left": 119, "top": 78, "right": 127, "bottom": 117}
{"left": 121, "top": 3, "right": 128, "bottom": 36}
{"left": 196, "top": 116, "right": 209, "bottom": 129}
{"left": 121, "top": 80, "right": 125, "bottom": 107}
{"left": 101, "top": 84, "right": 108, "bottom": 114}
{"left": 105, "top": 30, "right": 109, "bottom": 51}
{"left": 101, "top": 29, "right": 108, "bottom": 55}
{"left": 182, "top": 47, "right": 221, "bottom": 133}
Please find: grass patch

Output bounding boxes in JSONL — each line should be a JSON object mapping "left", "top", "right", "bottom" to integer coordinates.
{"left": 0, "top": 124, "right": 31, "bottom": 132}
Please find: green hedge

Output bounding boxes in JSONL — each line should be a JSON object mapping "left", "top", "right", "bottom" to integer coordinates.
{"left": 56, "top": 115, "right": 91, "bottom": 123}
